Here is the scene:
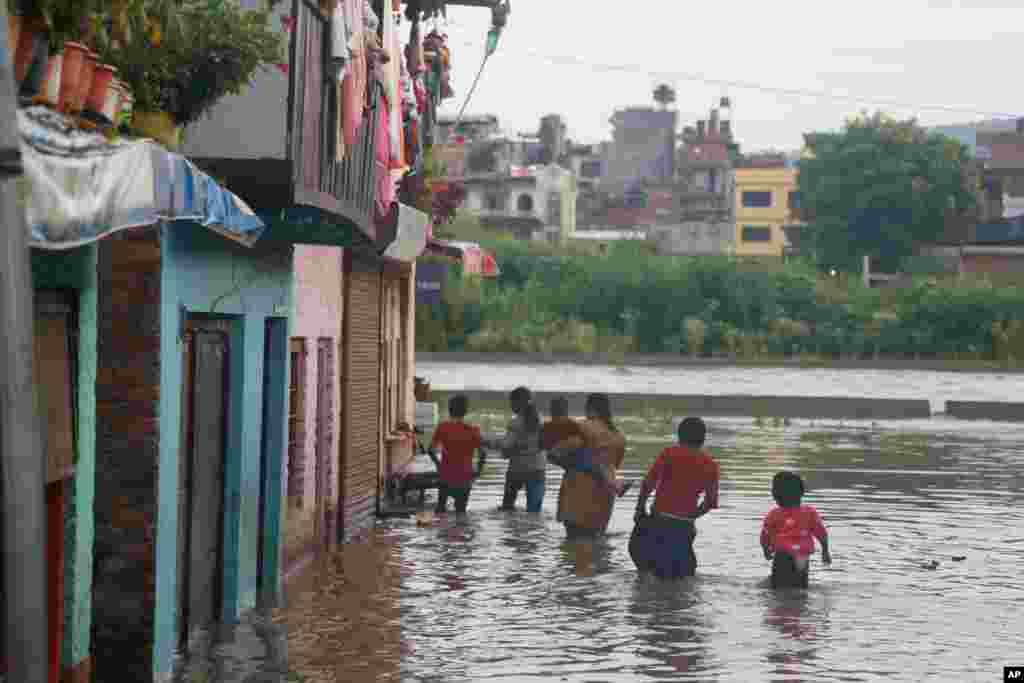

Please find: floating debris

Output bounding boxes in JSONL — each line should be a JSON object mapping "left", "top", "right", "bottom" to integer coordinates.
{"left": 416, "top": 511, "right": 436, "bottom": 526}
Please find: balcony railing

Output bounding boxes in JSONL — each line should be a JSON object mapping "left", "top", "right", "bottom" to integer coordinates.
{"left": 290, "top": 0, "right": 380, "bottom": 241}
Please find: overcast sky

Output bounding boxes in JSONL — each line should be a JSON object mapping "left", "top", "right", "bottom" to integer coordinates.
{"left": 428, "top": 0, "right": 1023, "bottom": 152}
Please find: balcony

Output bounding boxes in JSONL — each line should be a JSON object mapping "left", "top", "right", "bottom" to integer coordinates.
{"left": 181, "top": 0, "right": 387, "bottom": 248}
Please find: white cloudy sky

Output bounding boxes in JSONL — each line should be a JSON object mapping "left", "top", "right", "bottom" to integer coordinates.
{"left": 430, "top": 0, "right": 1023, "bottom": 152}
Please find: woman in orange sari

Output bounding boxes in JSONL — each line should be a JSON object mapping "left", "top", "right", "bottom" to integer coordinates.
{"left": 550, "top": 393, "right": 627, "bottom": 538}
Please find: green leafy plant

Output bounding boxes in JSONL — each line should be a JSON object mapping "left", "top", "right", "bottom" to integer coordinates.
{"left": 96, "top": 0, "right": 284, "bottom": 125}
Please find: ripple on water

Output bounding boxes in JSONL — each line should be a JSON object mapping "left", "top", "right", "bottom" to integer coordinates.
{"left": 276, "top": 410, "right": 1024, "bottom": 682}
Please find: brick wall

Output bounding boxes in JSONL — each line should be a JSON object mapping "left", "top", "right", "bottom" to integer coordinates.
{"left": 92, "top": 227, "right": 162, "bottom": 682}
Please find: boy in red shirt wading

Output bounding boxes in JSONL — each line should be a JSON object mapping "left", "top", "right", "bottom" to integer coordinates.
{"left": 430, "top": 394, "right": 486, "bottom": 515}
{"left": 631, "top": 417, "right": 720, "bottom": 578}
{"left": 760, "top": 471, "right": 832, "bottom": 588}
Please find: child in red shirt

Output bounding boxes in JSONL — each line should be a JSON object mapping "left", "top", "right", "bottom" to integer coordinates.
{"left": 430, "top": 394, "right": 486, "bottom": 515}
{"left": 631, "top": 417, "right": 720, "bottom": 578}
{"left": 760, "top": 471, "right": 832, "bottom": 588}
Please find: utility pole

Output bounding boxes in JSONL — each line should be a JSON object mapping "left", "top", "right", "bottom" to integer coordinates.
{"left": 0, "top": 4, "right": 50, "bottom": 682}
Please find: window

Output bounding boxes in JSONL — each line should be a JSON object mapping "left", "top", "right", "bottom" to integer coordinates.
{"left": 742, "top": 191, "right": 772, "bottom": 208}
{"left": 484, "top": 193, "right": 502, "bottom": 211}
{"left": 788, "top": 191, "right": 801, "bottom": 209}
{"left": 742, "top": 225, "right": 773, "bottom": 242}
{"left": 517, "top": 193, "right": 534, "bottom": 212}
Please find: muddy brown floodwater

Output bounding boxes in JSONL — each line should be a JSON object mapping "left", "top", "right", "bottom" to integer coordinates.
{"left": 275, "top": 405, "right": 1024, "bottom": 683}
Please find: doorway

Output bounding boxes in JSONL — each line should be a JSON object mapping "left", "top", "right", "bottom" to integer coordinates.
{"left": 176, "top": 317, "right": 230, "bottom": 651}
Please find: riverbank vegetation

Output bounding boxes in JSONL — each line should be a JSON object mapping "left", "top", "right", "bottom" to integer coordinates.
{"left": 417, "top": 217, "right": 1024, "bottom": 365}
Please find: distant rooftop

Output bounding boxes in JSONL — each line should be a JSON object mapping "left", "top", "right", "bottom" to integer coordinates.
{"left": 437, "top": 114, "right": 499, "bottom": 126}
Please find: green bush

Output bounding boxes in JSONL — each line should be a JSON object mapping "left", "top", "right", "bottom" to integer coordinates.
{"left": 415, "top": 236, "right": 1024, "bottom": 363}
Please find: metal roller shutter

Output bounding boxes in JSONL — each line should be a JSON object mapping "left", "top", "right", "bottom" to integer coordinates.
{"left": 340, "top": 258, "right": 382, "bottom": 542}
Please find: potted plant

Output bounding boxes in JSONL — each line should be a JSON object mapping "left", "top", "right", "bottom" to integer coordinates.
{"left": 8, "top": 0, "right": 113, "bottom": 110}
{"left": 96, "top": 0, "right": 284, "bottom": 148}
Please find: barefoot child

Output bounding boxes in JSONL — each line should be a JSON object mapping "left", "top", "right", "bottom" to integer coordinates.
{"left": 431, "top": 394, "right": 486, "bottom": 515}
{"left": 760, "top": 471, "right": 832, "bottom": 588}
{"left": 545, "top": 396, "right": 632, "bottom": 498}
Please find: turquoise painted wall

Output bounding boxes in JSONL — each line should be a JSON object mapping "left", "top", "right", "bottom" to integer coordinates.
{"left": 31, "top": 244, "right": 98, "bottom": 670}
{"left": 153, "top": 223, "right": 292, "bottom": 678}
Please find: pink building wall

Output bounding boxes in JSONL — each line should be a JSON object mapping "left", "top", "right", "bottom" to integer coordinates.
{"left": 287, "top": 245, "right": 344, "bottom": 565}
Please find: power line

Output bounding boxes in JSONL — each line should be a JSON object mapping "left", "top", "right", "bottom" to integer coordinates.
{"left": 444, "top": 35, "right": 1020, "bottom": 120}
{"left": 452, "top": 49, "right": 492, "bottom": 130}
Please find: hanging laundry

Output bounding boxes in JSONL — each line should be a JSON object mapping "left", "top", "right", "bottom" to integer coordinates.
{"left": 384, "top": 9, "right": 406, "bottom": 171}
{"left": 331, "top": 0, "right": 351, "bottom": 160}
{"left": 375, "top": 93, "right": 396, "bottom": 217}
{"left": 364, "top": 0, "right": 379, "bottom": 33}
{"left": 341, "top": 0, "right": 367, "bottom": 151}
{"left": 330, "top": 0, "right": 351, "bottom": 81}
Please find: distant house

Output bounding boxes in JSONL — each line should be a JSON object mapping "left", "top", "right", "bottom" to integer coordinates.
{"left": 733, "top": 165, "right": 803, "bottom": 258}
{"left": 604, "top": 107, "right": 678, "bottom": 194}
{"left": 648, "top": 101, "right": 736, "bottom": 255}
{"left": 462, "top": 165, "right": 578, "bottom": 243}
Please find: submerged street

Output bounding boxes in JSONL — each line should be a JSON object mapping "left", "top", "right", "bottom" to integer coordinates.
{"left": 276, "top": 398, "right": 1024, "bottom": 682}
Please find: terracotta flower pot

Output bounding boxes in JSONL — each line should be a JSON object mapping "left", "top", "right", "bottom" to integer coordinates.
{"left": 39, "top": 53, "right": 63, "bottom": 107}
{"left": 85, "top": 64, "right": 117, "bottom": 115}
{"left": 58, "top": 42, "right": 88, "bottom": 112}
{"left": 75, "top": 51, "right": 98, "bottom": 113}
{"left": 132, "top": 110, "right": 181, "bottom": 149}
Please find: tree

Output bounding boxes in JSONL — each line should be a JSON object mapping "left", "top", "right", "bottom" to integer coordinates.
{"left": 653, "top": 83, "right": 676, "bottom": 110}
{"left": 798, "top": 111, "right": 976, "bottom": 273}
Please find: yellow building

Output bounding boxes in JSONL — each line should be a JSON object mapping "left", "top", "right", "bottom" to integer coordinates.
{"left": 734, "top": 167, "right": 802, "bottom": 257}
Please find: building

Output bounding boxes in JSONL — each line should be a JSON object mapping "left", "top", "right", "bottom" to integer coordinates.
{"left": 604, "top": 107, "right": 677, "bottom": 195}
{"left": 462, "top": 164, "right": 578, "bottom": 242}
{"left": 283, "top": 246, "right": 344, "bottom": 580}
{"left": 4, "top": 0, "right": 481, "bottom": 679}
{"left": 112, "top": 0, "right": 446, "bottom": 678}
{"left": 927, "top": 118, "right": 1024, "bottom": 275}
{"left": 6, "top": 100, "right": 269, "bottom": 683}
{"left": 538, "top": 114, "right": 568, "bottom": 165}
{"left": 648, "top": 100, "right": 736, "bottom": 255}
{"left": 733, "top": 163, "right": 802, "bottom": 258}
{"left": 435, "top": 114, "right": 500, "bottom": 144}
{"left": 92, "top": 219, "right": 294, "bottom": 682}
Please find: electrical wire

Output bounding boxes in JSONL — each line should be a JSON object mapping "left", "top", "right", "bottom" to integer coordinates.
{"left": 444, "top": 35, "right": 1019, "bottom": 120}
{"left": 451, "top": 49, "right": 492, "bottom": 132}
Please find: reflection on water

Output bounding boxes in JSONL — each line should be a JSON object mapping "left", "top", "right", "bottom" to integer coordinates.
{"left": 277, "top": 410, "right": 1024, "bottom": 682}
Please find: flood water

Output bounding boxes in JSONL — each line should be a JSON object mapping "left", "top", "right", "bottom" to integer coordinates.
{"left": 277, "top": 364, "right": 1024, "bottom": 682}
{"left": 415, "top": 360, "right": 1024, "bottom": 413}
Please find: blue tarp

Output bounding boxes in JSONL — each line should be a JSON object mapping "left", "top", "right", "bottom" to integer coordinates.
{"left": 19, "top": 106, "right": 264, "bottom": 249}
